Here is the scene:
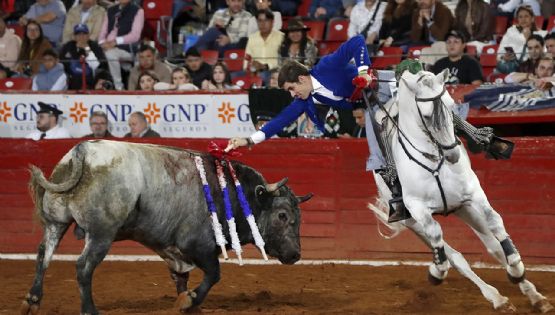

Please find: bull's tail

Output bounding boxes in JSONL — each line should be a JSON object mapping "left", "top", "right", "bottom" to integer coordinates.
{"left": 29, "top": 143, "right": 86, "bottom": 222}
{"left": 368, "top": 172, "right": 406, "bottom": 239}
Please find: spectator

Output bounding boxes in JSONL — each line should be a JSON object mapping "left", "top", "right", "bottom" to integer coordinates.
{"left": 93, "top": 68, "right": 114, "bottom": 89}
{"left": 337, "top": 103, "right": 366, "bottom": 138}
{"left": 244, "top": 9, "right": 283, "bottom": 83}
{"left": 194, "top": 0, "right": 252, "bottom": 56}
{"left": 379, "top": 0, "right": 415, "bottom": 48}
{"left": 279, "top": 18, "right": 318, "bottom": 67}
{"left": 0, "top": 63, "right": 14, "bottom": 79}
{"left": 431, "top": 29, "right": 483, "bottom": 85}
{"left": 16, "top": 20, "right": 53, "bottom": 76}
{"left": 183, "top": 47, "right": 212, "bottom": 88}
{"left": 136, "top": 70, "right": 159, "bottom": 91}
{"left": 62, "top": 0, "right": 106, "bottom": 43}
{"left": 0, "top": 17, "right": 21, "bottom": 71}
{"left": 497, "top": 5, "right": 545, "bottom": 74}
{"left": 83, "top": 111, "right": 113, "bottom": 138}
{"left": 269, "top": 67, "right": 279, "bottom": 88}
{"left": 254, "top": 112, "right": 274, "bottom": 130}
{"left": 25, "top": 102, "right": 71, "bottom": 140}
{"left": 124, "top": 111, "right": 161, "bottom": 138}
{"left": 201, "top": 61, "right": 240, "bottom": 90}
{"left": 19, "top": 0, "right": 66, "bottom": 46}
{"left": 544, "top": 33, "right": 555, "bottom": 56}
{"left": 505, "top": 35, "right": 545, "bottom": 82}
{"left": 32, "top": 48, "right": 68, "bottom": 91}
{"left": 128, "top": 45, "right": 171, "bottom": 90}
{"left": 532, "top": 56, "right": 555, "bottom": 90}
{"left": 498, "top": 0, "right": 540, "bottom": 16}
{"left": 410, "top": 0, "right": 454, "bottom": 45}
{"left": 154, "top": 67, "right": 199, "bottom": 91}
{"left": 98, "top": 0, "right": 144, "bottom": 90}
{"left": 247, "top": 0, "right": 281, "bottom": 34}
{"left": 348, "top": 0, "right": 386, "bottom": 46}
{"left": 60, "top": 23, "right": 108, "bottom": 90}
{"left": 309, "top": 0, "right": 343, "bottom": 20}
{"left": 454, "top": 0, "right": 494, "bottom": 51}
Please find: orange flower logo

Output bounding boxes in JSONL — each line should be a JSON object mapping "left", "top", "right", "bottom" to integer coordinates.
{"left": 69, "top": 102, "right": 88, "bottom": 123}
{"left": 144, "top": 102, "right": 161, "bottom": 124}
{"left": 217, "top": 102, "right": 236, "bottom": 124}
{"left": 0, "top": 101, "right": 12, "bottom": 123}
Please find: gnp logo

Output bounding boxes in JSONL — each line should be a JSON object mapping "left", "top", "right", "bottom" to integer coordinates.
{"left": 216, "top": 102, "right": 251, "bottom": 124}
{"left": 69, "top": 102, "right": 88, "bottom": 123}
{"left": 143, "top": 102, "right": 161, "bottom": 124}
{"left": 0, "top": 101, "right": 12, "bottom": 123}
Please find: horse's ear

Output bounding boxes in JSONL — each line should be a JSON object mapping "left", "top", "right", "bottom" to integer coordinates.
{"left": 436, "top": 69, "right": 450, "bottom": 84}
{"left": 401, "top": 71, "right": 419, "bottom": 91}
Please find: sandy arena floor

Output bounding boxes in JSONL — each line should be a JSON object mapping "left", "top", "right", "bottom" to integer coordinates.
{"left": 2, "top": 259, "right": 555, "bottom": 314}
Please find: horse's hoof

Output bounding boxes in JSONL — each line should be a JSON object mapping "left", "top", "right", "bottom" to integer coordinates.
{"left": 427, "top": 272, "right": 443, "bottom": 286}
{"left": 21, "top": 298, "right": 40, "bottom": 315}
{"left": 176, "top": 290, "right": 197, "bottom": 312}
{"left": 495, "top": 301, "right": 517, "bottom": 313}
{"left": 30, "top": 304, "right": 40, "bottom": 315}
{"left": 533, "top": 299, "right": 554, "bottom": 313}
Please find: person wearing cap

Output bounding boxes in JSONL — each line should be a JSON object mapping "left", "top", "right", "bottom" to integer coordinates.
{"left": 25, "top": 102, "right": 72, "bottom": 140}
{"left": 496, "top": 5, "right": 546, "bottom": 74}
{"left": 182, "top": 47, "right": 212, "bottom": 89}
{"left": 32, "top": 48, "right": 67, "bottom": 91}
{"left": 247, "top": 0, "right": 281, "bottom": 35}
{"left": 278, "top": 17, "right": 318, "bottom": 67}
{"left": 431, "top": 29, "right": 483, "bottom": 85}
{"left": 62, "top": 0, "right": 106, "bottom": 43}
{"left": 60, "top": 23, "right": 108, "bottom": 90}
{"left": 19, "top": 0, "right": 66, "bottom": 46}
{"left": 244, "top": 9, "right": 283, "bottom": 83}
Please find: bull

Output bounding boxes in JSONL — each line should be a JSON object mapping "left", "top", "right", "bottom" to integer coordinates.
{"left": 21, "top": 140, "right": 312, "bottom": 315}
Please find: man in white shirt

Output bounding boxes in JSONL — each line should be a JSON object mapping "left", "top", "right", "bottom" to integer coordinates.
{"left": 26, "top": 102, "right": 72, "bottom": 140}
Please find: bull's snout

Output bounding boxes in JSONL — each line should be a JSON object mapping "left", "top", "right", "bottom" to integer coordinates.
{"left": 279, "top": 251, "right": 300, "bottom": 265}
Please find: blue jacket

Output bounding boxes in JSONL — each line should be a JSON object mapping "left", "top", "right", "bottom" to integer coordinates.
{"left": 261, "top": 35, "right": 370, "bottom": 138}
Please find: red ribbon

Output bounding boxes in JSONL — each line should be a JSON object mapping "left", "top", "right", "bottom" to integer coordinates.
{"left": 208, "top": 140, "right": 241, "bottom": 160}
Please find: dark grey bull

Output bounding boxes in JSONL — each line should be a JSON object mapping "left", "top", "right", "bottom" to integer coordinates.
{"left": 21, "top": 140, "right": 312, "bottom": 315}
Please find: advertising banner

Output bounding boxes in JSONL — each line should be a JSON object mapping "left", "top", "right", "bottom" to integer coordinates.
{"left": 0, "top": 93, "right": 256, "bottom": 138}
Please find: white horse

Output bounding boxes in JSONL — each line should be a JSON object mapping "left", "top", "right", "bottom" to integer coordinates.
{"left": 370, "top": 69, "right": 553, "bottom": 313}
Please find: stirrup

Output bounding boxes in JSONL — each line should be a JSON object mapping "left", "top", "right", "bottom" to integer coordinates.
{"left": 388, "top": 196, "right": 411, "bottom": 223}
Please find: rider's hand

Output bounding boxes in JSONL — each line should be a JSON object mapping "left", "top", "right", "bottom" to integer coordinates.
{"left": 225, "top": 137, "right": 250, "bottom": 152}
{"left": 353, "top": 72, "right": 373, "bottom": 89}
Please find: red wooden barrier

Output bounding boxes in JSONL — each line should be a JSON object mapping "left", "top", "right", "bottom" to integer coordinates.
{"left": 1, "top": 138, "right": 554, "bottom": 264}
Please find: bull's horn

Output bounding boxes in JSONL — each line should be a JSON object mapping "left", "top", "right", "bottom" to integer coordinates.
{"left": 265, "top": 177, "right": 288, "bottom": 196}
{"left": 297, "top": 193, "right": 314, "bottom": 203}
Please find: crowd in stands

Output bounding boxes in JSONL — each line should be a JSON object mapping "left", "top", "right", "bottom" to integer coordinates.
{"left": 2, "top": 0, "right": 555, "bottom": 139}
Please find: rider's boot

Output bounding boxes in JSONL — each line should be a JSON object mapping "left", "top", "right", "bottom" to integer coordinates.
{"left": 382, "top": 175, "right": 411, "bottom": 223}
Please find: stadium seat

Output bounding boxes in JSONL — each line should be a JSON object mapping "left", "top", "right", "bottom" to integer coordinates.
{"left": 372, "top": 47, "right": 403, "bottom": 70}
{"left": 143, "top": 0, "right": 173, "bottom": 19}
{"left": 232, "top": 75, "right": 263, "bottom": 89}
{"left": 7, "top": 24, "right": 24, "bottom": 38}
{"left": 297, "top": 0, "right": 312, "bottom": 17}
{"left": 201, "top": 50, "right": 219, "bottom": 65}
{"left": 495, "top": 16, "right": 509, "bottom": 41}
{"left": 407, "top": 45, "right": 429, "bottom": 59}
{"left": 317, "top": 41, "right": 342, "bottom": 56}
{"left": 547, "top": 15, "right": 555, "bottom": 32}
{"left": 326, "top": 18, "right": 349, "bottom": 41}
{"left": 223, "top": 49, "right": 246, "bottom": 72}
{"left": 480, "top": 44, "right": 499, "bottom": 79}
{"left": 466, "top": 45, "right": 477, "bottom": 58}
{"left": 0, "top": 78, "right": 33, "bottom": 91}
{"left": 304, "top": 20, "right": 326, "bottom": 42}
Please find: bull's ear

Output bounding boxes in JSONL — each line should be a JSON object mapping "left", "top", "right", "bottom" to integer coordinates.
{"left": 297, "top": 193, "right": 314, "bottom": 203}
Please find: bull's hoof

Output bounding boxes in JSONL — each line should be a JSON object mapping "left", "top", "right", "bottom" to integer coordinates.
{"left": 176, "top": 290, "right": 197, "bottom": 312}
{"left": 427, "top": 272, "right": 443, "bottom": 286}
{"left": 495, "top": 301, "right": 517, "bottom": 314}
{"left": 20, "top": 296, "right": 40, "bottom": 315}
{"left": 507, "top": 270, "right": 525, "bottom": 284}
{"left": 533, "top": 298, "right": 554, "bottom": 313}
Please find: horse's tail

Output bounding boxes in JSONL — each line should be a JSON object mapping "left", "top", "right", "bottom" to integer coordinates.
{"left": 368, "top": 172, "right": 406, "bottom": 239}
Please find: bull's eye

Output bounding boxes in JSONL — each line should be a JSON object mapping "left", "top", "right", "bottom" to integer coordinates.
{"left": 278, "top": 212, "right": 288, "bottom": 222}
